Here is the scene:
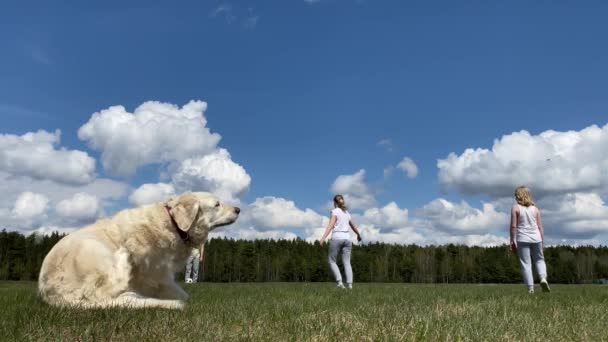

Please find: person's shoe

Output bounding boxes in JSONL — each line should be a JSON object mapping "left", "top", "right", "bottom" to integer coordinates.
{"left": 346, "top": 283, "right": 353, "bottom": 289}
{"left": 528, "top": 286, "right": 534, "bottom": 294}
{"left": 186, "top": 278, "right": 193, "bottom": 284}
{"left": 540, "top": 278, "right": 551, "bottom": 292}
{"left": 336, "top": 282, "right": 345, "bottom": 289}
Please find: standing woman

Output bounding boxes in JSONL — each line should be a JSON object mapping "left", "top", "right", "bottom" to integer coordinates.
{"left": 184, "top": 243, "right": 205, "bottom": 283}
{"left": 320, "top": 195, "right": 362, "bottom": 289}
{"left": 510, "top": 186, "right": 550, "bottom": 293}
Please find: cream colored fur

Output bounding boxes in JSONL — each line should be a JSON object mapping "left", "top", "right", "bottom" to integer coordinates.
{"left": 38, "top": 192, "right": 239, "bottom": 310}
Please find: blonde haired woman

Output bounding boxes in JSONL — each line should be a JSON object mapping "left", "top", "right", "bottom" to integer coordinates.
{"left": 320, "top": 195, "right": 362, "bottom": 289}
{"left": 510, "top": 186, "right": 550, "bottom": 293}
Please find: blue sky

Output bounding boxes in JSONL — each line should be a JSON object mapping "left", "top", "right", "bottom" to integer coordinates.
{"left": 1, "top": 0, "right": 608, "bottom": 245}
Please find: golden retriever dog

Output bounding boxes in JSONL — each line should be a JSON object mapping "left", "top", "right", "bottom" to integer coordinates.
{"left": 38, "top": 192, "right": 240, "bottom": 310}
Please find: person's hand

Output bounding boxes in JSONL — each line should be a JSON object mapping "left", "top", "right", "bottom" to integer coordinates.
{"left": 510, "top": 241, "right": 517, "bottom": 253}
{"left": 319, "top": 239, "right": 325, "bottom": 246}
{"left": 199, "top": 254, "right": 204, "bottom": 262}
{"left": 356, "top": 234, "right": 362, "bottom": 242}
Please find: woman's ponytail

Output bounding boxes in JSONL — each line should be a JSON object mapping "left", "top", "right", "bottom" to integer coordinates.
{"left": 333, "top": 195, "right": 348, "bottom": 211}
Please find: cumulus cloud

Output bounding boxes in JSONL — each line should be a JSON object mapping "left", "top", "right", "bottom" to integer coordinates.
{"left": 420, "top": 198, "right": 507, "bottom": 234}
{"left": 211, "top": 228, "right": 299, "bottom": 241}
{"left": 424, "top": 232, "right": 508, "bottom": 247}
{"left": 354, "top": 202, "right": 420, "bottom": 245}
{"left": 0, "top": 130, "right": 95, "bottom": 185}
{"left": 245, "top": 197, "right": 325, "bottom": 231}
{"left": 208, "top": 196, "right": 325, "bottom": 241}
{"left": 78, "top": 100, "right": 251, "bottom": 204}
{"left": 0, "top": 171, "right": 129, "bottom": 234}
{"left": 205, "top": 192, "right": 509, "bottom": 246}
{"left": 361, "top": 202, "right": 409, "bottom": 229}
{"left": 55, "top": 193, "right": 100, "bottom": 222}
{"left": 129, "top": 183, "right": 176, "bottom": 206}
{"left": 436, "top": 123, "right": 608, "bottom": 243}
{"left": 171, "top": 149, "right": 251, "bottom": 204}
{"left": 538, "top": 193, "right": 608, "bottom": 238}
{"left": 34, "top": 225, "right": 79, "bottom": 236}
{"left": 13, "top": 192, "right": 49, "bottom": 219}
{"left": 0, "top": 172, "right": 128, "bottom": 209}
{"left": 397, "top": 157, "right": 418, "bottom": 179}
{"left": 438, "top": 124, "right": 608, "bottom": 197}
{"left": 355, "top": 224, "right": 424, "bottom": 245}
{"left": 78, "top": 100, "right": 221, "bottom": 176}
{"left": 330, "top": 170, "right": 376, "bottom": 210}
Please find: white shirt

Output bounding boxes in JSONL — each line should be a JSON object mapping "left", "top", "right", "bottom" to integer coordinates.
{"left": 516, "top": 204, "right": 542, "bottom": 243}
{"left": 331, "top": 208, "right": 351, "bottom": 240}
{"left": 190, "top": 247, "right": 201, "bottom": 257}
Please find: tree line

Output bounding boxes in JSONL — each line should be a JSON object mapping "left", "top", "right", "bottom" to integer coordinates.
{"left": 2, "top": 229, "right": 608, "bottom": 283}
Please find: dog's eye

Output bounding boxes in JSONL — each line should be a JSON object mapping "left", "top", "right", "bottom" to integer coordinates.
{"left": 215, "top": 202, "right": 220, "bottom": 207}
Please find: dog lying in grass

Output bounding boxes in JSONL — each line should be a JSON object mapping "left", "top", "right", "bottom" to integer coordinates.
{"left": 38, "top": 192, "right": 239, "bottom": 310}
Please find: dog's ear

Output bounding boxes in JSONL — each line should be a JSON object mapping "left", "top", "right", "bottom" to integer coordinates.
{"left": 168, "top": 193, "right": 200, "bottom": 232}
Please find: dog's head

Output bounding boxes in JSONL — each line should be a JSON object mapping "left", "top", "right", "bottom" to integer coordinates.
{"left": 166, "top": 192, "right": 240, "bottom": 244}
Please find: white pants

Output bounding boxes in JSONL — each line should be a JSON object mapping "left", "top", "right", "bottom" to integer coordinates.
{"left": 328, "top": 239, "right": 353, "bottom": 284}
{"left": 185, "top": 252, "right": 200, "bottom": 282}
{"left": 517, "top": 241, "right": 547, "bottom": 288}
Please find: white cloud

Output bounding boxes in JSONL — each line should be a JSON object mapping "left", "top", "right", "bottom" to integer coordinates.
{"left": 356, "top": 224, "right": 424, "bottom": 245}
{"left": 129, "top": 183, "right": 176, "bottom": 206}
{"left": 78, "top": 100, "right": 221, "bottom": 176}
{"left": 13, "top": 192, "right": 49, "bottom": 219}
{"left": 424, "top": 232, "right": 508, "bottom": 247}
{"left": 377, "top": 139, "right": 393, "bottom": 151}
{"left": 0, "top": 116, "right": 127, "bottom": 235}
{"left": 206, "top": 189, "right": 606, "bottom": 246}
{"left": 538, "top": 193, "right": 608, "bottom": 238}
{"left": 361, "top": 202, "right": 409, "bottom": 229}
{"left": 211, "top": 3, "right": 258, "bottom": 29}
{"left": 436, "top": 123, "right": 608, "bottom": 244}
{"left": 245, "top": 197, "right": 325, "bottom": 231}
{"left": 211, "top": 4, "right": 236, "bottom": 23}
{"left": 420, "top": 198, "right": 507, "bottom": 234}
{"left": 397, "top": 157, "right": 418, "bottom": 179}
{"left": 0, "top": 172, "right": 128, "bottom": 209}
{"left": 438, "top": 124, "right": 608, "bottom": 197}
{"left": 211, "top": 227, "right": 299, "bottom": 241}
{"left": 208, "top": 196, "right": 324, "bottom": 242}
{"left": 0, "top": 130, "right": 95, "bottom": 185}
{"left": 171, "top": 149, "right": 251, "bottom": 204}
{"left": 0, "top": 171, "right": 129, "bottom": 234}
{"left": 55, "top": 193, "right": 100, "bottom": 222}
{"left": 34, "top": 225, "right": 79, "bottom": 236}
{"left": 330, "top": 169, "right": 376, "bottom": 210}
{"left": 77, "top": 100, "right": 250, "bottom": 204}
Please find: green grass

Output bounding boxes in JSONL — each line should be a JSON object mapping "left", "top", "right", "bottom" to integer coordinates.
{"left": 1, "top": 282, "right": 607, "bottom": 341}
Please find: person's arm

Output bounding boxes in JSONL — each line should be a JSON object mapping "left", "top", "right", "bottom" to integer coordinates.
{"left": 510, "top": 205, "right": 518, "bottom": 252}
{"left": 349, "top": 221, "right": 362, "bottom": 242}
{"left": 319, "top": 214, "right": 337, "bottom": 245}
{"left": 199, "top": 243, "right": 205, "bottom": 262}
{"left": 536, "top": 208, "right": 544, "bottom": 246}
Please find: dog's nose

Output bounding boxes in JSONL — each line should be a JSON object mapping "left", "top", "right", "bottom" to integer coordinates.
{"left": 234, "top": 207, "right": 241, "bottom": 214}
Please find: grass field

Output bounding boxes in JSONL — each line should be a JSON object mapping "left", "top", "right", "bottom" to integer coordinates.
{"left": 1, "top": 281, "right": 607, "bottom": 341}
